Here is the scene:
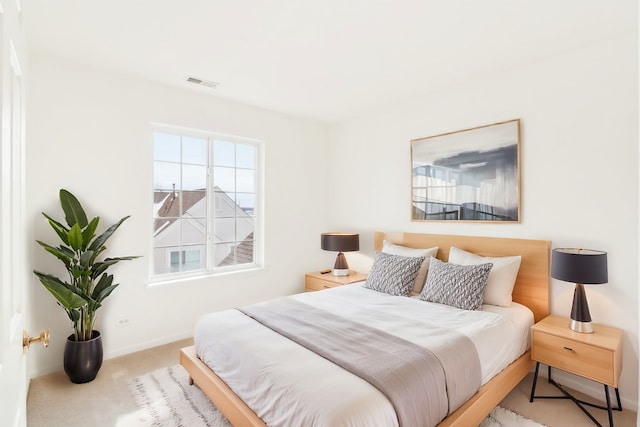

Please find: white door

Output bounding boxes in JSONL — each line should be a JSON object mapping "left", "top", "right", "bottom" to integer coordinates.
{"left": 0, "top": 2, "right": 29, "bottom": 426}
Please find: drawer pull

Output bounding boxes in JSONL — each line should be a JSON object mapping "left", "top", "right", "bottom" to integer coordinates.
{"left": 563, "top": 346, "right": 574, "bottom": 352}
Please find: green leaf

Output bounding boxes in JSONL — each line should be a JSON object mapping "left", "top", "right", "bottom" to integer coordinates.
{"left": 94, "top": 283, "right": 119, "bottom": 304}
{"left": 71, "top": 266, "right": 83, "bottom": 279}
{"left": 88, "top": 216, "right": 130, "bottom": 252}
{"left": 67, "top": 223, "right": 84, "bottom": 251}
{"left": 89, "top": 246, "right": 106, "bottom": 265}
{"left": 81, "top": 216, "right": 100, "bottom": 250}
{"left": 43, "top": 213, "right": 70, "bottom": 246}
{"left": 60, "top": 189, "right": 88, "bottom": 228}
{"left": 36, "top": 241, "right": 73, "bottom": 267}
{"left": 90, "top": 256, "right": 139, "bottom": 279}
{"left": 79, "top": 250, "right": 94, "bottom": 268}
{"left": 33, "top": 271, "right": 87, "bottom": 310}
{"left": 91, "top": 273, "right": 113, "bottom": 299}
{"left": 91, "top": 259, "right": 119, "bottom": 278}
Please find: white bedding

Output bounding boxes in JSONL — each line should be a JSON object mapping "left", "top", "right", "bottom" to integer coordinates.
{"left": 194, "top": 282, "right": 534, "bottom": 427}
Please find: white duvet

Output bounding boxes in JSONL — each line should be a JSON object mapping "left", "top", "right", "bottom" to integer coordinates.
{"left": 194, "top": 283, "right": 533, "bottom": 427}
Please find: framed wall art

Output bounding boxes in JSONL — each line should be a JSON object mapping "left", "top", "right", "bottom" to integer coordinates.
{"left": 411, "top": 119, "right": 520, "bottom": 222}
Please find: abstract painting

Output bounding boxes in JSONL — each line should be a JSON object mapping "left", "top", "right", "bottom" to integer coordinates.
{"left": 411, "top": 119, "right": 520, "bottom": 222}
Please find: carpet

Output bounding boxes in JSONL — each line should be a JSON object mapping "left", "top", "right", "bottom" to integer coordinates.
{"left": 129, "top": 365, "right": 547, "bottom": 427}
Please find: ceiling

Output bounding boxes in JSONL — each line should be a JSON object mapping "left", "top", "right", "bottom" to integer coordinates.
{"left": 22, "top": 1, "right": 635, "bottom": 124}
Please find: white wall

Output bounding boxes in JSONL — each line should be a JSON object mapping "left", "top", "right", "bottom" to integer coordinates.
{"left": 329, "top": 34, "right": 639, "bottom": 409}
{"left": 26, "top": 53, "right": 330, "bottom": 377}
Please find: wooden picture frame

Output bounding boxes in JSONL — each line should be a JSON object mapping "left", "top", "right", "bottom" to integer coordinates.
{"left": 411, "top": 119, "right": 521, "bottom": 222}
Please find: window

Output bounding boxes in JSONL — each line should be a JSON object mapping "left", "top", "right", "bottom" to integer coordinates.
{"left": 152, "top": 127, "right": 261, "bottom": 278}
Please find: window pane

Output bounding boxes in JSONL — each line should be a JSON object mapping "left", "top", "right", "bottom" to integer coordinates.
{"left": 236, "top": 169, "right": 255, "bottom": 193}
{"left": 238, "top": 242, "right": 254, "bottom": 265}
{"left": 213, "top": 242, "right": 253, "bottom": 267}
{"left": 153, "top": 247, "right": 172, "bottom": 275}
{"left": 236, "top": 217, "right": 254, "bottom": 241}
{"left": 153, "top": 217, "right": 180, "bottom": 247}
{"left": 182, "top": 218, "right": 207, "bottom": 245}
{"left": 236, "top": 193, "right": 255, "bottom": 214}
{"left": 167, "top": 248, "right": 204, "bottom": 273}
{"left": 214, "top": 242, "right": 235, "bottom": 266}
{"left": 236, "top": 144, "right": 255, "bottom": 169}
{"left": 182, "top": 136, "right": 207, "bottom": 165}
{"left": 154, "top": 191, "right": 173, "bottom": 217}
{"left": 214, "top": 217, "right": 236, "bottom": 242}
{"left": 214, "top": 141, "right": 235, "bottom": 167}
{"left": 214, "top": 191, "right": 236, "bottom": 218}
{"left": 182, "top": 248, "right": 204, "bottom": 271}
{"left": 154, "top": 161, "right": 181, "bottom": 191}
{"left": 154, "top": 133, "right": 180, "bottom": 162}
{"left": 183, "top": 164, "right": 207, "bottom": 190}
{"left": 214, "top": 166, "right": 235, "bottom": 192}
{"left": 181, "top": 189, "right": 207, "bottom": 216}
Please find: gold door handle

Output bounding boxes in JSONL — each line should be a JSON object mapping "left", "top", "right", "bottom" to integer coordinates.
{"left": 23, "top": 329, "right": 50, "bottom": 353}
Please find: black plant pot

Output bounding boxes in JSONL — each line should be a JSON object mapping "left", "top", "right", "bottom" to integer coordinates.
{"left": 64, "top": 330, "right": 103, "bottom": 384}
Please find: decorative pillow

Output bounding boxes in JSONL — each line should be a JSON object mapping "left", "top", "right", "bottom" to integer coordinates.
{"left": 420, "top": 257, "right": 493, "bottom": 310}
{"left": 448, "top": 247, "right": 522, "bottom": 307}
{"left": 364, "top": 252, "right": 425, "bottom": 296}
{"left": 381, "top": 241, "right": 439, "bottom": 295}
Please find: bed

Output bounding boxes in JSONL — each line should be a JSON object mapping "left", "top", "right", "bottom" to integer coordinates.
{"left": 180, "top": 232, "right": 550, "bottom": 426}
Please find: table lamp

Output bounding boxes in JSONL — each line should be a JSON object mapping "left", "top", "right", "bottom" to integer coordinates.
{"left": 551, "top": 248, "right": 608, "bottom": 333}
{"left": 321, "top": 232, "right": 359, "bottom": 276}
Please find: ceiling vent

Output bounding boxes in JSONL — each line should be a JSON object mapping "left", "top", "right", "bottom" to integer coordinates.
{"left": 186, "top": 76, "right": 219, "bottom": 89}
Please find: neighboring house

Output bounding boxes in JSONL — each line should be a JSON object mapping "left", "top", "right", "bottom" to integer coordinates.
{"left": 153, "top": 186, "right": 254, "bottom": 274}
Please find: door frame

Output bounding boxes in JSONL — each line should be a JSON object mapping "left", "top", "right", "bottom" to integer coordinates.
{"left": 0, "top": 1, "right": 29, "bottom": 426}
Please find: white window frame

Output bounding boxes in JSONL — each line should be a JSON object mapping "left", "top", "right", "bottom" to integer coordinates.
{"left": 150, "top": 124, "right": 264, "bottom": 283}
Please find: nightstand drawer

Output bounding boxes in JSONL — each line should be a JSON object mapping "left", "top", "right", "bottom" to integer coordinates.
{"left": 305, "top": 276, "right": 341, "bottom": 291}
{"left": 532, "top": 330, "right": 616, "bottom": 386}
{"left": 304, "top": 272, "right": 368, "bottom": 292}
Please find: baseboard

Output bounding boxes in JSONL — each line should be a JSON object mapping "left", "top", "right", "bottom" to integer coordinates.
{"left": 102, "top": 329, "right": 193, "bottom": 361}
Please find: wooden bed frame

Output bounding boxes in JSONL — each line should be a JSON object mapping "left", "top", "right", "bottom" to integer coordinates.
{"left": 180, "top": 232, "right": 550, "bottom": 427}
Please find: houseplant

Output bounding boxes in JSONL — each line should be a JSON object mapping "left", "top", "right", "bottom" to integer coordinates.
{"left": 33, "top": 189, "right": 139, "bottom": 383}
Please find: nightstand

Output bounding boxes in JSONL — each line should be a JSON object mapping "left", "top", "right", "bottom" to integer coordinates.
{"left": 530, "top": 315, "right": 623, "bottom": 427}
{"left": 304, "top": 271, "right": 367, "bottom": 292}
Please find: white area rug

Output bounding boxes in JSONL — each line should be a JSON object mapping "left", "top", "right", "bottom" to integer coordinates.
{"left": 128, "top": 365, "right": 547, "bottom": 427}
{"left": 128, "top": 365, "right": 231, "bottom": 427}
{"left": 480, "top": 406, "right": 549, "bottom": 427}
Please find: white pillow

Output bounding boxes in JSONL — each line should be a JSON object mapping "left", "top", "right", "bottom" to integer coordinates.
{"left": 448, "top": 247, "right": 522, "bottom": 307}
{"left": 382, "top": 241, "right": 439, "bottom": 295}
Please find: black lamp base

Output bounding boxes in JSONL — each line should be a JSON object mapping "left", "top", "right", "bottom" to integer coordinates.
{"left": 332, "top": 252, "right": 350, "bottom": 276}
{"left": 570, "top": 283, "right": 594, "bottom": 334}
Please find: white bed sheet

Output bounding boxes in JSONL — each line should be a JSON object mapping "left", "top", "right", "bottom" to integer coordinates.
{"left": 194, "top": 283, "right": 533, "bottom": 427}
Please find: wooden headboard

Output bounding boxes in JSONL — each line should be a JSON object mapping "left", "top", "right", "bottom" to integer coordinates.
{"left": 374, "top": 232, "right": 550, "bottom": 323}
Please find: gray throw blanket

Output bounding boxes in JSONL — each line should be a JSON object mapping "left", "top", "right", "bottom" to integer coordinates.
{"left": 238, "top": 298, "right": 481, "bottom": 427}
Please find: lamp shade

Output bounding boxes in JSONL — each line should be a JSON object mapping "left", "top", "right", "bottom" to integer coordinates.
{"left": 321, "top": 233, "right": 360, "bottom": 253}
{"left": 551, "top": 248, "right": 608, "bottom": 285}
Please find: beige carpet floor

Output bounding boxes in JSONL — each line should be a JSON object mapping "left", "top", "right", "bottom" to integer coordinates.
{"left": 27, "top": 338, "right": 637, "bottom": 426}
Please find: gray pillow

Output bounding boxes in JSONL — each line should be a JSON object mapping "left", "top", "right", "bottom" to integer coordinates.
{"left": 420, "top": 257, "right": 493, "bottom": 310}
{"left": 364, "top": 252, "right": 424, "bottom": 296}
